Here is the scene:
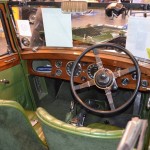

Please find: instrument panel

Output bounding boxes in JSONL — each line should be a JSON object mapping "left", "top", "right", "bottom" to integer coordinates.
{"left": 31, "top": 59, "right": 101, "bottom": 81}
{"left": 29, "top": 59, "right": 150, "bottom": 91}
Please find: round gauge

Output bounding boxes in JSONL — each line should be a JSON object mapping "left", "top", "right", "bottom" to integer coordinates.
{"left": 55, "top": 60, "right": 62, "bottom": 68}
{"left": 87, "top": 64, "right": 98, "bottom": 79}
{"left": 66, "top": 61, "right": 82, "bottom": 77}
{"left": 56, "top": 69, "right": 62, "bottom": 76}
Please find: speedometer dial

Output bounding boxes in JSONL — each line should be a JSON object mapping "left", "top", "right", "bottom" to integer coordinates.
{"left": 66, "top": 61, "right": 82, "bottom": 77}
{"left": 87, "top": 64, "right": 98, "bottom": 79}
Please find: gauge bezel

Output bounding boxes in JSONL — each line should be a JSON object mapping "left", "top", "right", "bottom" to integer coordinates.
{"left": 56, "top": 69, "right": 62, "bottom": 76}
{"left": 87, "top": 63, "right": 98, "bottom": 79}
{"left": 55, "top": 60, "right": 62, "bottom": 68}
{"left": 66, "top": 61, "right": 82, "bottom": 77}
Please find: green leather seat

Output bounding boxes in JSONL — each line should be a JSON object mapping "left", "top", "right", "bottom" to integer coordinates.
{"left": 36, "top": 107, "right": 124, "bottom": 150}
{"left": 0, "top": 100, "right": 48, "bottom": 150}
{"left": 87, "top": 122, "right": 123, "bottom": 131}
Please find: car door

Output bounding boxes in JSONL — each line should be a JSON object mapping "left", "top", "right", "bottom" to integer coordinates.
{"left": 0, "top": 3, "right": 35, "bottom": 110}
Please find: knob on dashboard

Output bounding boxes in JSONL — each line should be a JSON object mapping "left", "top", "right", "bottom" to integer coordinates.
{"left": 81, "top": 76, "right": 87, "bottom": 82}
{"left": 121, "top": 78, "right": 129, "bottom": 86}
{"left": 141, "top": 80, "right": 149, "bottom": 88}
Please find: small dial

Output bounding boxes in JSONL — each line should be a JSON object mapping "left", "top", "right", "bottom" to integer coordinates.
{"left": 66, "top": 61, "right": 82, "bottom": 77}
{"left": 141, "top": 80, "right": 149, "bottom": 88}
{"left": 55, "top": 60, "right": 62, "bottom": 68}
{"left": 56, "top": 69, "right": 62, "bottom": 76}
{"left": 87, "top": 64, "right": 98, "bottom": 79}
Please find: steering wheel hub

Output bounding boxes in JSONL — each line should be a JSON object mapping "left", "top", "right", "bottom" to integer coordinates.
{"left": 95, "top": 69, "right": 114, "bottom": 89}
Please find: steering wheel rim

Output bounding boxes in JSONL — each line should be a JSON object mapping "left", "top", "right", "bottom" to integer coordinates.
{"left": 70, "top": 43, "right": 141, "bottom": 115}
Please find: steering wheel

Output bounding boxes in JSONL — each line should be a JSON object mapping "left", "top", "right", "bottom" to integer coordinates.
{"left": 70, "top": 43, "right": 141, "bottom": 115}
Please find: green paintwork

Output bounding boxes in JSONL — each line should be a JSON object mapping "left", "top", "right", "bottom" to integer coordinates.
{"left": 0, "top": 64, "right": 34, "bottom": 110}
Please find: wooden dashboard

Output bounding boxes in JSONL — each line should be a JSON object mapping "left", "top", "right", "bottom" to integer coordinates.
{"left": 21, "top": 47, "right": 150, "bottom": 92}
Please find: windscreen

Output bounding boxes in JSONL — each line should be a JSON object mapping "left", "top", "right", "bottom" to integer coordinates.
{"left": 11, "top": 4, "right": 128, "bottom": 48}
{"left": 10, "top": 2, "right": 150, "bottom": 62}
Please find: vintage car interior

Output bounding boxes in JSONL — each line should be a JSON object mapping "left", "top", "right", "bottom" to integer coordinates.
{"left": 0, "top": 0, "right": 150, "bottom": 150}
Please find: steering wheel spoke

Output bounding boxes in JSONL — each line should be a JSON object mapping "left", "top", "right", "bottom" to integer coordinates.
{"left": 74, "top": 79, "right": 95, "bottom": 90}
{"left": 93, "top": 48, "right": 104, "bottom": 69}
{"left": 114, "top": 66, "right": 136, "bottom": 78}
{"left": 105, "top": 89, "right": 115, "bottom": 110}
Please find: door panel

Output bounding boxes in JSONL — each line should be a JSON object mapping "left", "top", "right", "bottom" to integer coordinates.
{"left": 0, "top": 64, "right": 33, "bottom": 109}
{"left": 0, "top": 3, "right": 34, "bottom": 110}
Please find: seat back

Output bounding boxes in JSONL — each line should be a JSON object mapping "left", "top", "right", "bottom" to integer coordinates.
{"left": 0, "top": 100, "right": 47, "bottom": 150}
{"left": 36, "top": 107, "right": 124, "bottom": 150}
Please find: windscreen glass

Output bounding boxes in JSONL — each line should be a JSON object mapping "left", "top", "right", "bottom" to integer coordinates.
{"left": 10, "top": 2, "right": 150, "bottom": 61}
{"left": 11, "top": 4, "right": 128, "bottom": 48}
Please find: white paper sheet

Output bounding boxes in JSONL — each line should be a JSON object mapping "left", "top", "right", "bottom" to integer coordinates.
{"left": 126, "top": 16, "right": 150, "bottom": 60}
{"left": 17, "top": 20, "right": 32, "bottom": 36}
{"left": 42, "top": 8, "right": 73, "bottom": 47}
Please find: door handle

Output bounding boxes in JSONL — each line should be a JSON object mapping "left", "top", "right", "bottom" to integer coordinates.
{"left": 0, "top": 79, "right": 10, "bottom": 84}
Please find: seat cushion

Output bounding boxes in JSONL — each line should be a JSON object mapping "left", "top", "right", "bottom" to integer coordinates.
{"left": 87, "top": 123, "right": 122, "bottom": 131}
{"left": 25, "top": 110, "right": 47, "bottom": 145}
